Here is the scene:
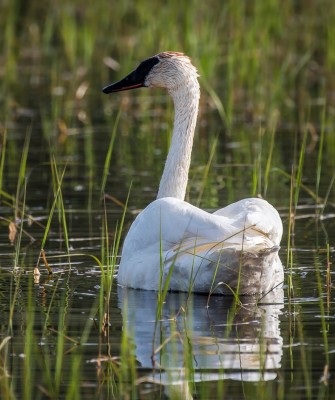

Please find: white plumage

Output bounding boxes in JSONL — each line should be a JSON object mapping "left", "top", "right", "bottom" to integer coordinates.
{"left": 103, "top": 52, "right": 283, "bottom": 294}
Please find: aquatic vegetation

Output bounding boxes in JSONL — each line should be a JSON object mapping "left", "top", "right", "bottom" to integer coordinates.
{"left": 0, "top": 0, "right": 334, "bottom": 398}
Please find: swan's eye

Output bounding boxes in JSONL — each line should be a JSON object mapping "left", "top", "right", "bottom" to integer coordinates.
{"left": 135, "top": 56, "right": 159, "bottom": 81}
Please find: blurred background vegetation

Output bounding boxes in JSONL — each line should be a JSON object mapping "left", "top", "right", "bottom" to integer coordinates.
{"left": 1, "top": 0, "right": 335, "bottom": 210}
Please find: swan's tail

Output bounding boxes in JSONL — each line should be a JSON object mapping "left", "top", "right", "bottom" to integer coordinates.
{"left": 164, "top": 230, "right": 283, "bottom": 295}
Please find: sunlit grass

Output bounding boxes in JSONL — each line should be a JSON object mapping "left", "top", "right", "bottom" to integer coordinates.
{"left": 35, "top": 157, "right": 69, "bottom": 275}
{"left": 12, "top": 128, "right": 31, "bottom": 268}
{"left": 0, "top": 336, "right": 13, "bottom": 400}
{"left": 0, "top": 0, "right": 335, "bottom": 399}
{"left": 100, "top": 110, "right": 121, "bottom": 197}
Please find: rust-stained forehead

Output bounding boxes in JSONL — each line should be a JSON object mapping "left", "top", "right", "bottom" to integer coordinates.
{"left": 157, "top": 51, "right": 189, "bottom": 60}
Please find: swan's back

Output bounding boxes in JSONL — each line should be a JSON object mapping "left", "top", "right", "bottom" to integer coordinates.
{"left": 118, "top": 197, "right": 283, "bottom": 295}
{"left": 213, "top": 197, "right": 283, "bottom": 245}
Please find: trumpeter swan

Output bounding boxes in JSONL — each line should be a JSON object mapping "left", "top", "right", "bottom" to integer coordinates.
{"left": 102, "top": 52, "right": 283, "bottom": 295}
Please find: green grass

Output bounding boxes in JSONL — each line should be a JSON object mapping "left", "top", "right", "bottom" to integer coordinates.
{"left": 0, "top": 336, "right": 13, "bottom": 400}
{"left": 0, "top": 0, "right": 335, "bottom": 399}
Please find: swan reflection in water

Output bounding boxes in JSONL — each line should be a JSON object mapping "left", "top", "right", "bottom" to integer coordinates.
{"left": 117, "top": 286, "right": 284, "bottom": 390}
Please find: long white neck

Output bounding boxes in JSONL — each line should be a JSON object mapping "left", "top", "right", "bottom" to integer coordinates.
{"left": 157, "top": 76, "right": 200, "bottom": 200}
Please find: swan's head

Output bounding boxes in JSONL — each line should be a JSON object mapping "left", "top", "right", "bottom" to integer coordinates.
{"left": 102, "top": 52, "right": 199, "bottom": 94}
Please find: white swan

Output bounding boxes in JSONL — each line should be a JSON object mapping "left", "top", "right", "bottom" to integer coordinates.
{"left": 102, "top": 51, "right": 283, "bottom": 295}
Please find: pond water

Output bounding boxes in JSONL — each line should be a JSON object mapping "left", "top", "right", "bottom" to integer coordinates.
{"left": 1, "top": 4, "right": 335, "bottom": 397}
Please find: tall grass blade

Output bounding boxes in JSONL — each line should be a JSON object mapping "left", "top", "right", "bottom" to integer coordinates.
{"left": 196, "top": 134, "right": 218, "bottom": 207}
{"left": 264, "top": 114, "right": 277, "bottom": 196}
{"left": 294, "top": 129, "right": 307, "bottom": 208}
{"left": 101, "top": 109, "right": 122, "bottom": 196}
{"left": 0, "top": 128, "right": 7, "bottom": 194}
{"left": 316, "top": 106, "right": 326, "bottom": 204}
